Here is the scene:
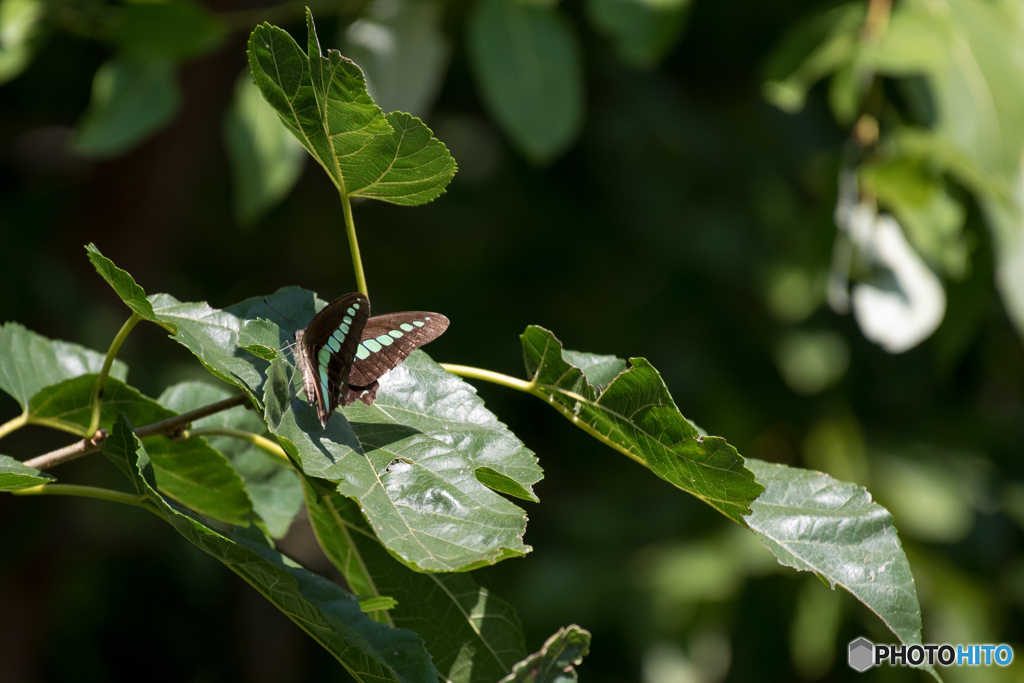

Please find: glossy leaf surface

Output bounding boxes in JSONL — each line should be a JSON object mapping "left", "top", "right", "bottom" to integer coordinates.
{"left": 520, "top": 326, "right": 761, "bottom": 523}
{"left": 305, "top": 479, "right": 528, "bottom": 682}
{"left": 265, "top": 351, "right": 537, "bottom": 572}
{"left": 745, "top": 459, "right": 936, "bottom": 679}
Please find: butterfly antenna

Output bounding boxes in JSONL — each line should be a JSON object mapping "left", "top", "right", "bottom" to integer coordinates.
{"left": 263, "top": 298, "right": 303, "bottom": 334}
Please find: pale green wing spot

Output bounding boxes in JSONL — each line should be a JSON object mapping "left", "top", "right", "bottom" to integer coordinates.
{"left": 413, "top": 321, "right": 425, "bottom": 328}
{"left": 376, "top": 335, "right": 394, "bottom": 346}
{"left": 364, "top": 339, "right": 382, "bottom": 353}
{"left": 388, "top": 330, "right": 403, "bottom": 338}
{"left": 318, "top": 368, "right": 328, "bottom": 396}
{"left": 400, "top": 323, "right": 414, "bottom": 332}
{"left": 355, "top": 344, "right": 370, "bottom": 360}
{"left": 343, "top": 316, "right": 352, "bottom": 325}
{"left": 318, "top": 348, "right": 331, "bottom": 366}
{"left": 346, "top": 307, "right": 356, "bottom": 316}
{"left": 352, "top": 303, "right": 360, "bottom": 310}
{"left": 327, "top": 336, "right": 341, "bottom": 352}
{"left": 331, "top": 328, "right": 346, "bottom": 344}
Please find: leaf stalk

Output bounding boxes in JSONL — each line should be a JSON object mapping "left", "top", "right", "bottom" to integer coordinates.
{"left": 87, "top": 312, "right": 142, "bottom": 437}
{"left": 184, "top": 427, "right": 291, "bottom": 466}
{"left": 342, "top": 193, "right": 369, "bottom": 298}
{"left": 0, "top": 413, "right": 28, "bottom": 440}
{"left": 13, "top": 483, "right": 148, "bottom": 508}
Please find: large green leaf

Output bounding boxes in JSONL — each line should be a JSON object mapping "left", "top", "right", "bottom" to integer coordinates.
{"left": 467, "top": 0, "right": 584, "bottom": 163}
{"left": 223, "top": 70, "right": 306, "bottom": 227}
{"left": 744, "top": 459, "right": 937, "bottom": 679}
{"left": 148, "top": 293, "right": 270, "bottom": 406}
{"left": 265, "top": 352, "right": 536, "bottom": 572}
{"left": 586, "top": 0, "right": 692, "bottom": 69}
{"left": 100, "top": 414, "right": 438, "bottom": 683}
{"left": 0, "top": 323, "right": 127, "bottom": 411}
{"left": 520, "top": 326, "right": 762, "bottom": 524}
{"left": 500, "top": 626, "right": 591, "bottom": 683}
{"left": 75, "top": 57, "right": 181, "bottom": 158}
{"left": 27, "top": 374, "right": 172, "bottom": 436}
{"left": 159, "top": 381, "right": 302, "bottom": 538}
{"left": 0, "top": 454, "right": 54, "bottom": 491}
{"left": 143, "top": 434, "right": 253, "bottom": 526}
{"left": 341, "top": 0, "right": 451, "bottom": 118}
{"left": 86, "top": 243, "right": 163, "bottom": 324}
{"left": 0, "top": 0, "right": 45, "bottom": 84}
{"left": 305, "top": 479, "right": 528, "bottom": 683}
{"left": 247, "top": 10, "right": 456, "bottom": 204}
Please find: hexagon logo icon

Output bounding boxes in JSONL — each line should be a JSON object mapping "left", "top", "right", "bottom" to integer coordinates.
{"left": 848, "top": 638, "right": 874, "bottom": 672}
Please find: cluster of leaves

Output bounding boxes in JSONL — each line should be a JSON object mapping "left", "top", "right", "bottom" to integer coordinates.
{"left": 764, "top": 0, "right": 1024, "bottom": 347}
{"left": 0, "top": 0, "right": 699, "bottom": 226}
{"left": 0, "top": 12, "right": 945, "bottom": 680}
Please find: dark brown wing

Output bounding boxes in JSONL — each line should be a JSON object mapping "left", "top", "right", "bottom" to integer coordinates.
{"left": 343, "top": 311, "right": 449, "bottom": 406}
{"left": 296, "top": 293, "right": 370, "bottom": 427}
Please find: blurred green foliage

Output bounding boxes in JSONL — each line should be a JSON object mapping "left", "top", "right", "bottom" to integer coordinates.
{"left": 2, "top": 0, "right": 1024, "bottom": 681}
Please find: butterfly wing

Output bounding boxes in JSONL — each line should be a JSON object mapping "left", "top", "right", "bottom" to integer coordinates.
{"left": 295, "top": 293, "right": 370, "bottom": 427}
{"left": 344, "top": 311, "right": 450, "bottom": 406}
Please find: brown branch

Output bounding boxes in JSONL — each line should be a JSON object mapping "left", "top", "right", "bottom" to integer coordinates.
{"left": 23, "top": 393, "right": 250, "bottom": 472}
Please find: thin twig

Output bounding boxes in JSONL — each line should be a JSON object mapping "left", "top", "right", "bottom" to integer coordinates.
{"left": 23, "top": 430, "right": 108, "bottom": 471}
{"left": 23, "top": 393, "right": 250, "bottom": 472}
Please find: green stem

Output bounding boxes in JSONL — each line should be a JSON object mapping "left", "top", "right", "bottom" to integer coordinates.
{"left": 0, "top": 413, "right": 28, "bottom": 440}
{"left": 87, "top": 312, "right": 142, "bottom": 437}
{"left": 13, "top": 483, "right": 147, "bottom": 507}
{"left": 342, "top": 193, "right": 368, "bottom": 298}
{"left": 439, "top": 364, "right": 536, "bottom": 392}
{"left": 185, "top": 427, "right": 291, "bottom": 467}
{"left": 440, "top": 363, "right": 651, "bottom": 468}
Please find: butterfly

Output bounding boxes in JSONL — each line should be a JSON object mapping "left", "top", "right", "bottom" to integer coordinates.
{"left": 292, "top": 293, "right": 449, "bottom": 427}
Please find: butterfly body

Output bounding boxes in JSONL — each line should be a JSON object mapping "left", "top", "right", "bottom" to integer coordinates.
{"left": 293, "top": 293, "right": 449, "bottom": 427}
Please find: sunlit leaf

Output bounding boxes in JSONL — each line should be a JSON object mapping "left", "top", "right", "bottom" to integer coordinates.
{"left": 265, "top": 353, "right": 534, "bottom": 572}
{"left": 0, "top": 322, "right": 127, "bottom": 411}
{"left": 0, "top": 454, "right": 54, "bottom": 490}
{"left": 75, "top": 57, "right": 181, "bottom": 158}
{"left": 467, "top": 0, "right": 584, "bottom": 163}
{"left": 86, "top": 243, "right": 163, "bottom": 324}
{"left": 500, "top": 625, "right": 591, "bottom": 683}
{"left": 247, "top": 9, "right": 456, "bottom": 204}
{"left": 112, "top": 2, "right": 225, "bottom": 61}
{"left": 342, "top": 0, "right": 451, "bottom": 118}
{"left": 223, "top": 70, "right": 306, "bottom": 227}
{"left": 305, "top": 479, "right": 528, "bottom": 682}
{"left": 520, "top": 326, "right": 762, "bottom": 524}
{"left": 159, "top": 381, "right": 302, "bottom": 538}
{"left": 0, "top": 0, "right": 45, "bottom": 84}
{"left": 100, "top": 414, "right": 439, "bottom": 683}
{"left": 744, "top": 459, "right": 936, "bottom": 679}
{"left": 586, "top": 0, "right": 692, "bottom": 68}
{"left": 149, "top": 293, "right": 269, "bottom": 407}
